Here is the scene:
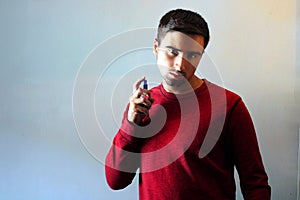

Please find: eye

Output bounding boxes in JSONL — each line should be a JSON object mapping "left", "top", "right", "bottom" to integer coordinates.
{"left": 166, "top": 48, "right": 179, "bottom": 56}
{"left": 187, "top": 52, "right": 201, "bottom": 60}
{"left": 188, "top": 53, "right": 198, "bottom": 59}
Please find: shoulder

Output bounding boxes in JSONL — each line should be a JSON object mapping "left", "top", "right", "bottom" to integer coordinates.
{"left": 203, "top": 80, "right": 242, "bottom": 108}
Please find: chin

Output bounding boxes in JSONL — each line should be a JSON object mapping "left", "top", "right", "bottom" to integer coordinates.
{"left": 165, "top": 78, "right": 186, "bottom": 87}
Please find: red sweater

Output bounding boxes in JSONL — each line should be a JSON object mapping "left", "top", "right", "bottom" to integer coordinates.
{"left": 105, "top": 80, "right": 271, "bottom": 200}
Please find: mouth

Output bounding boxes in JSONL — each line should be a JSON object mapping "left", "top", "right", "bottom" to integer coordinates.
{"left": 169, "top": 71, "right": 185, "bottom": 79}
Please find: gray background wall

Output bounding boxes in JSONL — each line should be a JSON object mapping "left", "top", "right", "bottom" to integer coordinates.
{"left": 0, "top": 0, "right": 299, "bottom": 199}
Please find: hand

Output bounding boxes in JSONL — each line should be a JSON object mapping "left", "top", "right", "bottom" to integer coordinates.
{"left": 127, "top": 77, "right": 153, "bottom": 125}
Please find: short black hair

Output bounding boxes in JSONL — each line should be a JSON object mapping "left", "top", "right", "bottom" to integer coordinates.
{"left": 157, "top": 9, "right": 210, "bottom": 49}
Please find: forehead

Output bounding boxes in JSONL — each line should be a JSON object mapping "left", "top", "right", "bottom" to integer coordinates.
{"left": 159, "top": 31, "right": 205, "bottom": 52}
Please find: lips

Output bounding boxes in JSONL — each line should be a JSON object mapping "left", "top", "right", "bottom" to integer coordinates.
{"left": 169, "top": 71, "right": 185, "bottom": 79}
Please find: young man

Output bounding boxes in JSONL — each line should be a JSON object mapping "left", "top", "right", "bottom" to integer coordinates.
{"left": 105, "top": 9, "right": 271, "bottom": 199}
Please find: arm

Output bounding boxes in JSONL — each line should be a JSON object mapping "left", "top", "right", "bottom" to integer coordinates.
{"left": 105, "top": 77, "right": 152, "bottom": 190}
{"left": 105, "top": 114, "right": 141, "bottom": 190}
{"left": 228, "top": 99, "right": 271, "bottom": 199}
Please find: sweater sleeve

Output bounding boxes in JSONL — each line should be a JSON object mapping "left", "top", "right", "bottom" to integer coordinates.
{"left": 105, "top": 107, "right": 145, "bottom": 190}
{"left": 228, "top": 99, "right": 271, "bottom": 200}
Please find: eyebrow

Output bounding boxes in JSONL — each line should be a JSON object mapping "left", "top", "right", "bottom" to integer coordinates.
{"left": 165, "top": 45, "right": 203, "bottom": 55}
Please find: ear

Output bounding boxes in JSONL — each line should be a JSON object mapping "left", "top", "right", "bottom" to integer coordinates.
{"left": 153, "top": 38, "right": 159, "bottom": 55}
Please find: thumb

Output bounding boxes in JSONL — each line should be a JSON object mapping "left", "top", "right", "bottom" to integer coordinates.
{"left": 132, "top": 76, "right": 146, "bottom": 93}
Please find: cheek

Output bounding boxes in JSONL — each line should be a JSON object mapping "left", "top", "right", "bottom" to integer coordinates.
{"left": 157, "top": 55, "right": 173, "bottom": 67}
{"left": 157, "top": 64, "right": 169, "bottom": 75}
{"left": 187, "top": 66, "right": 197, "bottom": 74}
{"left": 187, "top": 59, "right": 199, "bottom": 70}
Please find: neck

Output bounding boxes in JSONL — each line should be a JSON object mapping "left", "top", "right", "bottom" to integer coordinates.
{"left": 163, "top": 76, "right": 203, "bottom": 94}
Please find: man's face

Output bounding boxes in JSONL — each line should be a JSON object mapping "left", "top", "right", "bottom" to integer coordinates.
{"left": 153, "top": 31, "right": 205, "bottom": 88}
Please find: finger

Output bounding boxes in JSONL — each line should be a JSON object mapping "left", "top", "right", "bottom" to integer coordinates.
{"left": 135, "top": 106, "right": 149, "bottom": 116}
{"left": 140, "top": 92, "right": 149, "bottom": 100}
{"left": 131, "top": 90, "right": 152, "bottom": 102}
{"left": 142, "top": 99, "right": 153, "bottom": 108}
{"left": 140, "top": 92, "right": 154, "bottom": 105}
{"left": 131, "top": 96, "right": 149, "bottom": 105}
{"left": 132, "top": 88, "right": 150, "bottom": 99}
{"left": 129, "top": 102, "right": 149, "bottom": 115}
{"left": 132, "top": 76, "right": 146, "bottom": 93}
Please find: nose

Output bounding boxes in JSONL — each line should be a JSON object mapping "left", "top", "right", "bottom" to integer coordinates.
{"left": 174, "top": 55, "right": 186, "bottom": 71}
